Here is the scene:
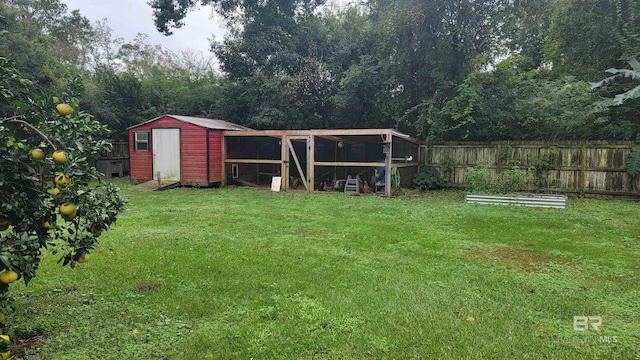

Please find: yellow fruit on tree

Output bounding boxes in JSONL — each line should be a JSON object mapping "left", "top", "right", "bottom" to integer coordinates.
{"left": 42, "top": 221, "right": 56, "bottom": 229}
{"left": 56, "top": 103, "right": 72, "bottom": 115}
{"left": 29, "top": 148, "right": 45, "bottom": 160}
{"left": 52, "top": 150, "right": 67, "bottom": 164}
{"left": 0, "top": 334, "right": 9, "bottom": 360}
{"left": 0, "top": 270, "right": 18, "bottom": 284}
{"left": 51, "top": 187, "right": 62, "bottom": 197}
{"left": 77, "top": 253, "right": 90, "bottom": 263}
{"left": 59, "top": 203, "right": 76, "bottom": 216}
{"left": 54, "top": 174, "right": 70, "bottom": 186}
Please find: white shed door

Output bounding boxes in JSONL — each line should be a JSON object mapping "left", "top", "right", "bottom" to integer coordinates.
{"left": 152, "top": 128, "right": 181, "bottom": 181}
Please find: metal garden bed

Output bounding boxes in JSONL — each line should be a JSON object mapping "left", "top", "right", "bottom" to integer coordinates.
{"left": 464, "top": 193, "right": 568, "bottom": 209}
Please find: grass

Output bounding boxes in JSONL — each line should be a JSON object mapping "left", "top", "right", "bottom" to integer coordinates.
{"left": 7, "top": 180, "right": 640, "bottom": 359}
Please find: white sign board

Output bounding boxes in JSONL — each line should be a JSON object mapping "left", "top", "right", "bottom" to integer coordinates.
{"left": 271, "top": 177, "right": 282, "bottom": 192}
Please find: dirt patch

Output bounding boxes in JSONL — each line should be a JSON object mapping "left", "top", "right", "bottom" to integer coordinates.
{"left": 134, "top": 282, "right": 163, "bottom": 291}
{"left": 11, "top": 335, "right": 47, "bottom": 359}
{"left": 471, "top": 247, "right": 564, "bottom": 272}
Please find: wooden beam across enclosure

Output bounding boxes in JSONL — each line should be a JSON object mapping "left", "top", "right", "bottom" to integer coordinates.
{"left": 223, "top": 128, "right": 421, "bottom": 144}
{"left": 223, "top": 159, "right": 281, "bottom": 164}
{"left": 315, "top": 135, "right": 360, "bottom": 145}
{"left": 222, "top": 128, "right": 420, "bottom": 197}
{"left": 314, "top": 161, "right": 386, "bottom": 167}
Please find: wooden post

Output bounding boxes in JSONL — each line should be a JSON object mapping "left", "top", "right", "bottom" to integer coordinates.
{"left": 221, "top": 134, "right": 227, "bottom": 186}
{"left": 418, "top": 144, "right": 424, "bottom": 172}
{"left": 308, "top": 135, "right": 315, "bottom": 192}
{"left": 496, "top": 144, "right": 502, "bottom": 174}
{"left": 256, "top": 164, "right": 260, "bottom": 185}
{"left": 281, "top": 135, "right": 288, "bottom": 191}
{"left": 157, "top": 171, "right": 161, "bottom": 188}
{"left": 580, "top": 143, "right": 586, "bottom": 197}
{"left": 385, "top": 132, "right": 392, "bottom": 197}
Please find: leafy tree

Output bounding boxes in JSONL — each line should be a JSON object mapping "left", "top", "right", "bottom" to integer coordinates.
{"left": 0, "top": 57, "right": 127, "bottom": 345}
{"left": 150, "top": 0, "right": 327, "bottom": 35}
{"left": 150, "top": 0, "right": 332, "bottom": 129}
{"left": 140, "top": 51, "right": 225, "bottom": 119}
{"left": 83, "top": 50, "right": 227, "bottom": 137}
{"left": 88, "top": 19, "right": 125, "bottom": 70}
{"left": 332, "top": 55, "right": 386, "bottom": 128}
{"left": 498, "top": 0, "right": 556, "bottom": 71}
{"left": 284, "top": 53, "right": 336, "bottom": 128}
{"left": 514, "top": 76, "right": 603, "bottom": 140}
{"left": 0, "top": 0, "right": 68, "bottom": 97}
{"left": 592, "top": 58, "right": 640, "bottom": 175}
{"left": 545, "top": 0, "right": 640, "bottom": 81}
{"left": 48, "top": 9, "right": 95, "bottom": 67}
{"left": 369, "top": 0, "right": 503, "bottom": 136}
{"left": 117, "top": 34, "right": 176, "bottom": 78}
{"left": 428, "top": 58, "right": 604, "bottom": 142}
{"left": 321, "top": 8, "right": 392, "bottom": 129}
{"left": 82, "top": 65, "right": 148, "bottom": 138}
{"left": 6, "top": 0, "right": 96, "bottom": 68}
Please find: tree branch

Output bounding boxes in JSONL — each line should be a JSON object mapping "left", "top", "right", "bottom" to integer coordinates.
{"left": 4, "top": 116, "right": 57, "bottom": 150}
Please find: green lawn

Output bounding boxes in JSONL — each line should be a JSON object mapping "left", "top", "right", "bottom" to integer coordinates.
{"left": 8, "top": 181, "right": 640, "bottom": 359}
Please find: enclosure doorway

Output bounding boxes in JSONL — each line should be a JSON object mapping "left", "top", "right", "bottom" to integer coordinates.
{"left": 286, "top": 136, "right": 310, "bottom": 191}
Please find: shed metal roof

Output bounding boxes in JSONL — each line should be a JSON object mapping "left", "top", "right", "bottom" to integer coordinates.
{"left": 128, "top": 114, "right": 252, "bottom": 131}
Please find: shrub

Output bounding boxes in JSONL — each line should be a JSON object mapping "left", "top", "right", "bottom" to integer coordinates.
{"left": 497, "top": 166, "right": 535, "bottom": 193}
{"left": 466, "top": 163, "right": 535, "bottom": 194}
{"left": 413, "top": 166, "right": 445, "bottom": 190}
{"left": 465, "top": 163, "right": 492, "bottom": 193}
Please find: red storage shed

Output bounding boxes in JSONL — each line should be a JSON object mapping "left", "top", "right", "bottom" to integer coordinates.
{"left": 128, "top": 115, "right": 250, "bottom": 186}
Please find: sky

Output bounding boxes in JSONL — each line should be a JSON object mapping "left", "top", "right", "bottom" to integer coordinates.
{"left": 62, "top": 0, "right": 227, "bottom": 54}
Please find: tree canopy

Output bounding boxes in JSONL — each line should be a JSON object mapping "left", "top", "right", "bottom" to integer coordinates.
{"left": 1, "top": 0, "right": 639, "bottom": 142}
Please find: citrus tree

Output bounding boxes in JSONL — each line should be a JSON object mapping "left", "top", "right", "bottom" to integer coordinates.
{"left": 0, "top": 57, "right": 127, "bottom": 356}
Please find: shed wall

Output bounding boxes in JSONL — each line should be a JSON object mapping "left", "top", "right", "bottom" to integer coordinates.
{"left": 128, "top": 116, "right": 211, "bottom": 184}
{"left": 209, "top": 130, "right": 223, "bottom": 182}
{"left": 129, "top": 131, "right": 152, "bottom": 181}
{"left": 180, "top": 125, "right": 208, "bottom": 183}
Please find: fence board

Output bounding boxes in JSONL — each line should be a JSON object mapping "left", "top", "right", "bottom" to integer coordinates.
{"left": 98, "top": 140, "right": 130, "bottom": 174}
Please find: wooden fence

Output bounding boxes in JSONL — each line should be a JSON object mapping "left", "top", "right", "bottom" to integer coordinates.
{"left": 98, "top": 140, "right": 130, "bottom": 175}
{"left": 421, "top": 141, "right": 640, "bottom": 196}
